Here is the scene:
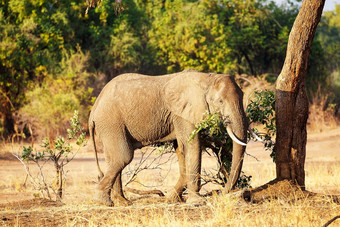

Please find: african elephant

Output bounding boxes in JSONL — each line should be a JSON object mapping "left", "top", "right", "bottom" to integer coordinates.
{"left": 89, "top": 69, "right": 249, "bottom": 206}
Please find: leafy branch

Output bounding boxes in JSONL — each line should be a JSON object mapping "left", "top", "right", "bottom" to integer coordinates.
{"left": 246, "top": 90, "right": 276, "bottom": 161}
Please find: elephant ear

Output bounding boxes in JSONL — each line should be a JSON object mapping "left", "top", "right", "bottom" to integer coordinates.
{"left": 164, "top": 72, "right": 210, "bottom": 125}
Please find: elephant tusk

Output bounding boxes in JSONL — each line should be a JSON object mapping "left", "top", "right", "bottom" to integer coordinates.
{"left": 248, "top": 127, "right": 263, "bottom": 142}
{"left": 226, "top": 125, "right": 247, "bottom": 146}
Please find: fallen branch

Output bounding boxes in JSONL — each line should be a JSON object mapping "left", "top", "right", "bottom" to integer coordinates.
{"left": 125, "top": 187, "right": 164, "bottom": 197}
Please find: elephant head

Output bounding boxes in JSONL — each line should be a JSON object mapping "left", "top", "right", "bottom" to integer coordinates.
{"left": 205, "top": 74, "right": 248, "bottom": 192}
{"left": 164, "top": 72, "right": 248, "bottom": 192}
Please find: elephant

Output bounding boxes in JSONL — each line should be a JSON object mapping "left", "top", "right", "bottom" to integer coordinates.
{"left": 89, "top": 69, "right": 249, "bottom": 206}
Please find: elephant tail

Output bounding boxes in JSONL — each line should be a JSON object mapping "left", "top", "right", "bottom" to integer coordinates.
{"left": 90, "top": 120, "right": 104, "bottom": 181}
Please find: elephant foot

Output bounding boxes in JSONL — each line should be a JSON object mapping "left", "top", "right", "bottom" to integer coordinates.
{"left": 186, "top": 193, "right": 206, "bottom": 206}
{"left": 166, "top": 189, "right": 183, "bottom": 203}
{"left": 113, "top": 195, "right": 132, "bottom": 207}
{"left": 96, "top": 190, "right": 114, "bottom": 207}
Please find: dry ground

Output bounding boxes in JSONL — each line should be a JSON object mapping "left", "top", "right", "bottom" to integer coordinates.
{"left": 0, "top": 128, "right": 339, "bottom": 226}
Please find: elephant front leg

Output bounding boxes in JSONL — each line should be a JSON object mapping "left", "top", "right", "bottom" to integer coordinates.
{"left": 184, "top": 138, "right": 205, "bottom": 204}
{"left": 174, "top": 118, "right": 205, "bottom": 205}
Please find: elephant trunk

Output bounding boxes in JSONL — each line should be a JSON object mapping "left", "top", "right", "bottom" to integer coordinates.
{"left": 224, "top": 113, "right": 248, "bottom": 193}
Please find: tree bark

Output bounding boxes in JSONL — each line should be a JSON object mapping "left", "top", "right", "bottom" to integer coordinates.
{"left": 275, "top": 0, "right": 325, "bottom": 188}
{"left": 0, "top": 104, "right": 15, "bottom": 139}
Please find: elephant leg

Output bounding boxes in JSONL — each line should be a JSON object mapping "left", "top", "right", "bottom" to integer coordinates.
{"left": 174, "top": 118, "right": 204, "bottom": 204}
{"left": 111, "top": 172, "right": 132, "bottom": 206}
{"left": 184, "top": 138, "right": 203, "bottom": 204}
{"left": 97, "top": 129, "right": 133, "bottom": 206}
{"left": 166, "top": 143, "right": 186, "bottom": 202}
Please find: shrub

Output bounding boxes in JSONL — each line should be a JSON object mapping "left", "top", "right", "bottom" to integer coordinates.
{"left": 246, "top": 90, "right": 276, "bottom": 161}
{"left": 14, "top": 111, "right": 86, "bottom": 201}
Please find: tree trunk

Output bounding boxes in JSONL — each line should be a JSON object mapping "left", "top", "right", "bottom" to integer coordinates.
{"left": 56, "top": 166, "right": 63, "bottom": 200}
{"left": 0, "top": 106, "right": 15, "bottom": 139}
{"left": 275, "top": 0, "right": 325, "bottom": 188}
{"left": 0, "top": 89, "right": 16, "bottom": 139}
{"left": 242, "top": 0, "right": 326, "bottom": 203}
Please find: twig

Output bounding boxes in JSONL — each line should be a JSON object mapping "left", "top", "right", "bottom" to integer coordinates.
{"left": 157, "top": 153, "right": 176, "bottom": 181}
{"left": 124, "top": 148, "right": 157, "bottom": 186}
{"left": 131, "top": 181, "right": 166, "bottom": 189}
{"left": 245, "top": 152, "right": 260, "bottom": 162}
{"left": 201, "top": 169, "right": 224, "bottom": 187}
{"left": 124, "top": 149, "right": 176, "bottom": 188}
{"left": 322, "top": 216, "right": 340, "bottom": 227}
{"left": 13, "top": 151, "right": 52, "bottom": 199}
{"left": 36, "top": 161, "right": 52, "bottom": 199}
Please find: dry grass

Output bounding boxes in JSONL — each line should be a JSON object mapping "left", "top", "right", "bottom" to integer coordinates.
{"left": 308, "top": 97, "right": 339, "bottom": 132}
{"left": 1, "top": 134, "right": 340, "bottom": 226}
{"left": 306, "top": 161, "right": 340, "bottom": 194}
{"left": 0, "top": 189, "right": 339, "bottom": 226}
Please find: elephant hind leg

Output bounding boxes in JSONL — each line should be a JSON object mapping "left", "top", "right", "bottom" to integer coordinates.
{"left": 111, "top": 172, "right": 132, "bottom": 206}
{"left": 97, "top": 129, "right": 134, "bottom": 206}
{"left": 96, "top": 165, "right": 121, "bottom": 206}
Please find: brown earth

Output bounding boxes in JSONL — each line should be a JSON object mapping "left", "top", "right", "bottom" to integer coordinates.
{"left": 0, "top": 128, "right": 339, "bottom": 226}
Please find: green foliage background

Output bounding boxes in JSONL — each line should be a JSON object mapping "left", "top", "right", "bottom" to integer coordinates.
{"left": 0, "top": 0, "right": 339, "bottom": 139}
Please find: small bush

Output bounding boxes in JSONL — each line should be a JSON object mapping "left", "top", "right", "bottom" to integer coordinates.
{"left": 14, "top": 111, "right": 86, "bottom": 201}
{"left": 246, "top": 90, "right": 276, "bottom": 161}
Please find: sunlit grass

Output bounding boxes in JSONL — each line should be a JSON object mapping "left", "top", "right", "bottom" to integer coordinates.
{"left": 1, "top": 191, "right": 338, "bottom": 226}
{"left": 1, "top": 128, "right": 340, "bottom": 226}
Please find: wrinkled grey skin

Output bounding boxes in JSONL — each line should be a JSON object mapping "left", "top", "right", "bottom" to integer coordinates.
{"left": 89, "top": 69, "right": 247, "bottom": 206}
